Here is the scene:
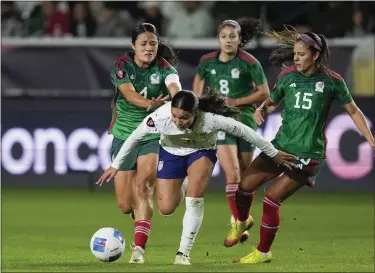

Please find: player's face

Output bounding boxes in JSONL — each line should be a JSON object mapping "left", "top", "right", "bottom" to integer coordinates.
{"left": 293, "top": 41, "right": 319, "bottom": 74}
{"left": 132, "top": 32, "right": 158, "bottom": 64}
{"left": 171, "top": 108, "right": 196, "bottom": 131}
{"left": 218, "top": 26, "right": 241, "bottom": 54}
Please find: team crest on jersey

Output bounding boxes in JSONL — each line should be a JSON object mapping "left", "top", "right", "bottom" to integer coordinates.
{"left": 150, "top": 73, "right": 160, "bottom": 84}
{"left": 146, "top": 117, "right": 155, "bottom": 127}
{"left": 116, "top": 69, "right": 125, "bottom": 79}
{"left": 211, "top": 69, "right": 216, "bottom": 75}
{"left": 231, "top": 68, "right": 240, "bottom": 79}
{"left": 158, "top": 161, "right": 164, "bottom": 171}
{"left": 315, "top": 81, "right": 324, "bottom": 92}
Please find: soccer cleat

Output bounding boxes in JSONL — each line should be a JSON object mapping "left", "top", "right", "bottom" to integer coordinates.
{"left": 174, "top": 251, "right": 191, "bottom": 265}
{"left": 224, "top": 215, "right": 254, "bottom": 247}
{"left": 129, "top": 245, "right": 145, "bottom": 264}
{"left": 234, "top": 248, "right": 272, "bottom": 264}
{"left": 239, "top": 230, "right": 249, "bottom": 243}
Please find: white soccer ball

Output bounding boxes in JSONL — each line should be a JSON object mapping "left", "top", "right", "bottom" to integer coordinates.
{"left": 90, "top": 227, "right": 125, "bottom": 262}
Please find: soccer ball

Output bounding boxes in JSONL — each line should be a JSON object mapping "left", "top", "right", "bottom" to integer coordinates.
{"left": 90, "top": 227, "right": 125, "bottom": 262}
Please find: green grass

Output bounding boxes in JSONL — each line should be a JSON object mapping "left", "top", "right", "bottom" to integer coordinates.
{"left": 1, "top": 188, "right": 374, "bottom": 272}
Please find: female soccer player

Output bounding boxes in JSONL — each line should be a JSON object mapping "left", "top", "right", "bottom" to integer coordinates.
{"left": 97, "top": 90, "right": 296, "bottom": 265}
{"left": 107, "top": 23, "right": 181, "bottom": 264}
{"left": 231, "top": 26, "right": 375, "bottom": 264}
{"left": 192, "top": 18, "right": 271, "bottom": 245}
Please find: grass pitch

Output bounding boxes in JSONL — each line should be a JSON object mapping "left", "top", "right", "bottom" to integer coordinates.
{"left": 2, "top": 188, "right": 374, "bottom": 272}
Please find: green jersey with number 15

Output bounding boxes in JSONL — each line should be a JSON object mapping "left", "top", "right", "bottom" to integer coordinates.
{"left": 196, "top": 49, "right": 267, "bottom": 129}
{"left": 270, "top": 65, "right": 353, "bottom": 159}
{"left": 108, "top": 51, "right": 178, "bottom": 141}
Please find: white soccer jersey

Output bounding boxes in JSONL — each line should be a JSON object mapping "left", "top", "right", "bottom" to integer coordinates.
{"left": 111, "top": 102, "right": 278, "bottom": 169}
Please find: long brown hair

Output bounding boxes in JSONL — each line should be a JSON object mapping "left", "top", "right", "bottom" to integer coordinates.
{"left": 268, "top": 25, "right": 329, "bottom": 69}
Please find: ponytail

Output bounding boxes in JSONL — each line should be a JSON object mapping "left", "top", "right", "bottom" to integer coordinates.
{"left": 198, "top": 88, "right": 239, "bottom": 118}
{"left": 157, "top": 39, "right": 179, "bottom": 68}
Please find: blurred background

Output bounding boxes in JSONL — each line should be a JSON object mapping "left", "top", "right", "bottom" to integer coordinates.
{"left": 1, "top": 1, "right": 375, "bottom": 192}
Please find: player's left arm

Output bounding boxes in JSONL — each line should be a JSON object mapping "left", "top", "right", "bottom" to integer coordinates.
{"left": 343, "top": 101, "right": 375, "bottom": 150}
{"left": 335, "top": 78, "right": 375, "bottom": 151}
{"left": 164, "top": 65, "right": 182, "bottom": 98}
{"left": 227, "top": 61, "right": 270, "bottom": 106}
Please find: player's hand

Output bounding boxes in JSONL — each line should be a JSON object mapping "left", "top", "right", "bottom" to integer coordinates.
{"left": 96, "top": 167, "right": 118, "bottom": 186}
{"left": 225, "top": 97, "right": 239, "bottom": 107}
{"left": 147, "top": 95, "right": 169, "bottom": 111}
{"left": 254, "top": 107, "right": 265, "bottom": 125}
{"left": 272, "top": 151, "right": 296, "bottom": 170}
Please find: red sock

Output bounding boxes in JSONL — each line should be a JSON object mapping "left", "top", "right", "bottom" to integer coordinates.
{"left": 257, "top": 195, "right": 281, "bottom": 253}
{"left": 226, "top": 184, "right": 239, "bottom": 220}
{"left": 134, "top": 220, "right": 151, "bottom": 250}
{"left": 235, "top": 186, "right": 254, "bottom": 221}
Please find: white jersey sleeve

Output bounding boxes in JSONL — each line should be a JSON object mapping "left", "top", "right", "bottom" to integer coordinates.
{"left": 209, "top": 114, "right": 278, "bottom": 158}
{"left": 110, "top": 104, "right": 170, "bottom": 169}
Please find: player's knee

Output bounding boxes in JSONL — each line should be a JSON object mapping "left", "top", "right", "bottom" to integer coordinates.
{"left": 157, "top": 205, "right": 176, "bottom": 216}
{"left": 224, "top": 170, "right": 240, "bottom": 184}
{"left": 117, "top": 200, "right": 133, "bottom": 215}
{"left": 135, "top": 176, "right": 154, "bottom": 198}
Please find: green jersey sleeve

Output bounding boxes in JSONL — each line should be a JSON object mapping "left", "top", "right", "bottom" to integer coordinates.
{"left": 270, "top": 77, "right": 284, "bottom": 103}
{"left": 196, "top": 61, "right": 207, "bottom": 79}
{"left": 110, "top": 66, "right": 131, "bottom": 89}
{"left": 248, "top": 60, "right": 267, "bottom": 86}
{"left": 334, "top": 78, "right": 353, "bottom": 105}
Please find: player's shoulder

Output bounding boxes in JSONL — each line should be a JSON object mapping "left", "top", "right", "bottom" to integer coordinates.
{"left": 153, "top": 102, "right": 172, "bottom": 119}
{"left": 276, "top": 65, "right": 298, "bottom": 80}
{"left": 113, "top": 52, "right": 132, "bottom": 69}
{"left": 199, "top": 51, "right": 219, "bottom": 64}
{"left": 320, "top": 66, "right": 344, "bottom": 82}
{"left": 237, "top": 49, "right": 258, "bottom": 65}
{"left": 157, "top": 57, "right": 174, "bottom": 70}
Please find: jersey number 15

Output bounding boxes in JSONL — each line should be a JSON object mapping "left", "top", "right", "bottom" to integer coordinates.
{"left": 294, "top": 92, "right": 312, "bottom": 110}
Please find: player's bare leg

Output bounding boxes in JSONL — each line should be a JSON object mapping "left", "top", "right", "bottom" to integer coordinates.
{"left": 174, "top": 156, "right": 214, "bottom": 265}
{"left": 218, "top": 145, "right": 253, "bottom": 246}
{"left": 114, "top": 171, "right": 137, "bottom": 216}
{"left": 235, "top": 174, "right": 303, "bottom": 264}
{"left": 156, "top": 178, "right": 185, "bottom": 216}
{"left": 129, "top": 153, "right": 158, "bottom": 264}
{"left": 225, "top": 155, "right": 282, "bottom": 247}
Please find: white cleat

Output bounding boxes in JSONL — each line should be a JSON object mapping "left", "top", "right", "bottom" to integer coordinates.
{"left": 174, "top": 252, "right": 191, "bottom": 265}
{"left": 129, "top": 245, "right": 145, "bottom": 264}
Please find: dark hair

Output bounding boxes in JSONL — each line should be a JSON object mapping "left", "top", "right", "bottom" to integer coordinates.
{"left": 131, "top": 23, "right": 178, "bottom": 67}
{"left": 218, "top": 17, "right": 263, "bottom": 47}
{"left": 172, "top": 89, "right": 239, "bottom": 118}
{"left": 268, "top": 25, "right": 329, "bottom": 69}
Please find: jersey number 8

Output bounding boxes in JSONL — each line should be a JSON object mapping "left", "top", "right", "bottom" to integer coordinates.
{"left": 219, "top": 79, "right": 229, "bottom": 95}
{"left": 294, "top": 92, "right": 312, "bottom": 110}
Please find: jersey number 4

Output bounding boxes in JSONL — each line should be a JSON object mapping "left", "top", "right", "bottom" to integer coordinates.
{"left": 294, "top": 92, "right": 312, "bottom": 110}
{"left": 140, "top": 87, "right": 147, "bottom": 98}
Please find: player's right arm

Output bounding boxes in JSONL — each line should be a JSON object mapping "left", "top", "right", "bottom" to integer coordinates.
{"left": 96, "top": 111, "right": 160, "bottom": 185}
{"left": 111, "top": 67, "right": 167, "bottom": 111}
{"left": 254, "top": 75, "right": 285, "bottom": 125}
{"left": 193, "top": 56, "right": 208, "bottom": 97}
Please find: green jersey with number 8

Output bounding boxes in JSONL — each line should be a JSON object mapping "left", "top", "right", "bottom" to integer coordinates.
{"left": 270, "top": 65, "right": 353, "bottom": 159}
{"left": 196, "top": 49, "right": 267, "bottom": 129}
{"left": 108, "top": 51, "right": 178, "bottom": 141}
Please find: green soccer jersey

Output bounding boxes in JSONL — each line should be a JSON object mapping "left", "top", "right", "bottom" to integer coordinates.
{"left": 270, "top": 65, "right": 353, "bottom": 159}
{"left": 108, "top": 52, "right": 178, "bottom": 141}
{"left": 196, "top": 49, "right": 267, "bottom": 128}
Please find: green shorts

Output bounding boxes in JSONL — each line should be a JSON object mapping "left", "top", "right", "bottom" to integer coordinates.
{"left": 110, "top": 137, "right": 160, "bottom": 171}
{"left": 216, "top": 131, "right": 255, "bottom": 152}
{"left": 260, "top": 152, "right": 325, "bottom": 187}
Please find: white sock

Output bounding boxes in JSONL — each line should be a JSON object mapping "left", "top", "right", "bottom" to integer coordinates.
{"left": 180, "top": 177, "right": 188, "bottom": 205}
{"left": 177, "top": 197, "right": 204, "bottom": 256}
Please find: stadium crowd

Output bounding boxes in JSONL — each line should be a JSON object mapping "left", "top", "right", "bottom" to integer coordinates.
{"left": 2, "top": 1, "right": 375, "bottom": 39}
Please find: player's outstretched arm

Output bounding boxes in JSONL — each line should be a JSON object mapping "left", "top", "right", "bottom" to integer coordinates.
{"left": 212, "top": 114, "right": 296, "bottom": 169}
{"left": 343, "top": 101, "right": 375, "bottom": 151}
{"left": 96, "top": 117, "right": 154, "bottom": 186}
{"left": 165, "top": 74, "right": 182, "bottom": 98}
